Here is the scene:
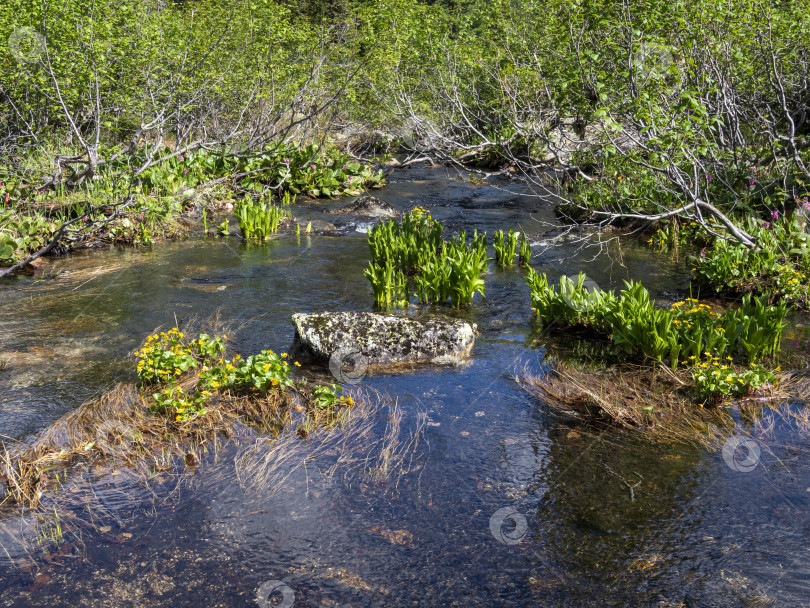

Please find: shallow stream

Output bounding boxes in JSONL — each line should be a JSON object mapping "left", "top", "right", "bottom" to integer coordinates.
{"left": 0, "top": 167, "right": 809, "bottom": 606}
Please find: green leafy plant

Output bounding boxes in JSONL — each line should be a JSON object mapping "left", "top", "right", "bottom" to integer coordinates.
{"left": 217, "top": 218, "right": 230, "bottom": 237}
{"left": 526, "top": 270, "right": 787, "bottom": 368}
{"left": 236, "top": 197, "right": 289, "bottom": 240}
{"left": 691, "top": 356, "right": 775, "bottom": 403}
{"left": 519, "top": 232, "right": 532, "bottom": 266}
{"left": 365, "top": 207, "right": 488, "bottom": 308}
{"left": 310, "top": 384, "right": 352, "bottom": 409}
{"left": 493, "top": 229, "right": 519, "bottom": 266}
{"left": 152, "top": 386, "right": 212, "bottom": 421}
{"left": 692, "top": 216, "right": 810, "bottom": 306}
{"left": 135, "top": 328, "right": 199, "bottom": 384}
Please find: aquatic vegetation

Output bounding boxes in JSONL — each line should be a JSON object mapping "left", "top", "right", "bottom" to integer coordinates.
{"left": 137, "top": 145, "right": 384, "bottom": 199}
{"left": 520, "top": 360, "right": 788, "bottom": 433}
{"left": 310, "top": 384, "right": 353, "bottom": 409}
{"left": 217, "top": 218, "right": 230, "bottom": 236}
{"left": 366, "top": 208, "right": 487, "bottom": 307}
{"left": 134, "top": 328, "right": 206, "bottom": 384}
{"left": 364, "top": 259, "right": 409, "bottom": 309}
{"left": 518, "top": 232, "right": 532, "bottom": 266}
{"left": 209, "top": 350, "right": 295, "bottom": 393}
{"left": 691, "top": 216, "right": 810, "bottom": 306}
{"left": 690, "top": 355, "right": 775, "bottom": 402}
{"left": 152, "top": 385, "right": 211, "bottom": 420}
{"left": 526, "top": 270, "right": 787, "bottom": 369}
{"left": 493, "top": 229, "right": 519, "bottom": 266}
{"left": 413, "top": 233, "right": 488, "bottom": 306}
{"left": 135, "top": 328, "right": 351, "bottom": 424}
{"left": 0, "top": 330, "right": 387, "bottom": 512}
{"left": 0, "top": 144, "right": 380, "bottom": 270}
{"left": 236, "top": 197, "right": 289, "bottom": 240}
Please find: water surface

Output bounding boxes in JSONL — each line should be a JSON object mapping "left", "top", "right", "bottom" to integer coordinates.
{"left": 0, "top": 167, "right": 808, "bottom": 606}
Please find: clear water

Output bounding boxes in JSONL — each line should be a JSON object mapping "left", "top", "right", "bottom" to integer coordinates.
{"left": 0, "top": 167, "right": 808, "bottom": 606}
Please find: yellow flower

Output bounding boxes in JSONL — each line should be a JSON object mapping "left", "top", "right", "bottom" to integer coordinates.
{"left": 294, "top": 362, "right": 301, "bottom": 367}
{"left": 263, "top": 363, "right": 271, "bottom": 371}
{"left": 280, "top": 353, "right": 287, "bottom": 358}
{"left": 712, "top": 371, "right": 720, "bottom": 376}
{"left": 726, "top": 375, "right": 734, "bottom": 382}
{"left": 347, "top": 397, "right": 354, "bottom": 406}
{"left": 271, "top": 378, "right": 279, "bottom": 386}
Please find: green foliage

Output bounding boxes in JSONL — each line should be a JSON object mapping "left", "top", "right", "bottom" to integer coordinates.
{"left": 134, "top": 328, "right": 204, "bottom": 384}
{"left": 236, "top": 197, "right": 289, "bottom": 240}
{"left": 137, "top": 146, "right": 383, "bottom": 199}
{"left": 217, "top": 218, "right": 230, "bottom": 237}
{"left": 646, "top": 220, "right": 711, "bottom": 251}
{"left": 518, "top": 232, "right": 532, "bottom": 266}
{"left": 310, "top": 384, "right": 352, "bottom": 409}
{"left": 493, "top": 229, "right": 519, "bottom": 266}
{"left": 365, "top": 207, "right": 488, "bottom": 307}
{"left": 197, "top": 348, "right": 295, "bottom": 393}
{"left": 152, "top": 386, "right": 211, "bottom": 421}
{"left": 692, "top": 216, "right": 810, "bottom": 306}
{"left": 0, "top": 209, "right": 56, "bottom": 263}
{"left": 691, "top": 356, "right": 775, "bottom": 403}
{"left": 526, "top": 270, "right": 787, "bottom": 368}
{"left": 364, "top": 259, "right": 409, "bottom": 309}
{"left": 133, "top": 327, "right": 358, "bottom": 423}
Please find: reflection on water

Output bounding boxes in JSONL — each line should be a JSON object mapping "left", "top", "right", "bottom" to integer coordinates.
{"left": 0, "top": 167, "right": 809, "bottom": 606}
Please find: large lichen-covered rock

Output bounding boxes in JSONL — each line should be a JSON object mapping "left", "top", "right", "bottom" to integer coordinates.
{"left": 291, "top": 312, "right": 477, "bottom": 370}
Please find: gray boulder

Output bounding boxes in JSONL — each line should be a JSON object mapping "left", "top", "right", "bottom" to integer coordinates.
{"left": 329, "top": 195, "right": 401, "bottom": 218}
{"left": 291, "top": 312, "right": 477, "bottom": 372}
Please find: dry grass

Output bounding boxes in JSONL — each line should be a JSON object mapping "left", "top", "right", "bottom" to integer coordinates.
{"left": 0, "top": 378, "right": 424, "bottom": 571}
{"left": 518, "top": 361, "right": 697, "bottom": 429}
{"left": 0, "top": 378, "right": 301, "bottom": 510}
{"left": 0, "top": 314, "right": 431, "bottom": 569}
{"left": 517, "top": 360, "right": 803, "bottom": 444}
{"left": 234, "top": 388, "right": 425, "bottom": 499}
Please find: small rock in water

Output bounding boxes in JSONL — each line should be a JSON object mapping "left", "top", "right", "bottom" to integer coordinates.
{"left": 329, "top": 195, "right": 401, "bottom": 218}
{"left": 475, "top": 411, "right": 485, "bottom": 417}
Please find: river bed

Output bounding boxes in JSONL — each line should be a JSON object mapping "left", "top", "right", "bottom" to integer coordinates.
{"left": 0, "top": 167, "right": 808, "bottom": 607}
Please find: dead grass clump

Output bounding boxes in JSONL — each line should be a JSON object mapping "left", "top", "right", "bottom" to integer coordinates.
{"left": 0, "top": 376, "right": 308, "bottom": 510}
{"left": 519, "top": 361, "right": 698, "bottom": 429}
{"left": 519, "top": 360, "right": 808, "bottom": 445}
{"left": 234, "top": 387, "right": 424, "bottom": 498}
